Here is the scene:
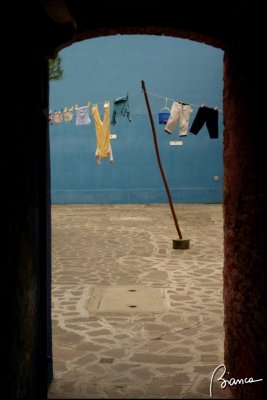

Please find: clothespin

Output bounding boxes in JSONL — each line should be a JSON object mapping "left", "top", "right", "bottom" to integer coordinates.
{"left": 74, "top": 103, "right": 78, "bottom": 109}
{"left": 165, "top": 97, "right": 168, "bottom": 108}
{"left": 214, "top": 106, "right": 218, "bottom": 110}
{"left": 87, "top": 101, "right": 91, "bottom": 107}
{"left": 201, "top": 103, "right": 205, "bottom": 107}
{"left": 63, "top": 107, "right": 68, "bottom": 113}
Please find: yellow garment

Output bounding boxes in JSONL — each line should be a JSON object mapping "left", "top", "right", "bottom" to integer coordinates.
{"left": 92, "top": 102, "right": 113, "bottom": 164}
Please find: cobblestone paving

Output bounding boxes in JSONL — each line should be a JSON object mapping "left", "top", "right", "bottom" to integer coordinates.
{"left": 48, "top": 204, "right": 233, "bottom": 399}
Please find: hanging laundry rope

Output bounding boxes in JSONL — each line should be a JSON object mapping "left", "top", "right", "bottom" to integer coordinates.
{"left": 49, "top": 88, "right": 223, "bottom": 122}
{"left": 49, "top": 92, "right": 139, "bottom": 122}
{"left": 92, "top": 91, "right": 139, "bottom": 107}
{"left": 147, "top": 91, "right": 223, "bottom": 113}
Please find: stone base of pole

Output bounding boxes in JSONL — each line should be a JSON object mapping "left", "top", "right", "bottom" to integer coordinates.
{"left": 173, "top": 238, "right": 190, "bottom": 250}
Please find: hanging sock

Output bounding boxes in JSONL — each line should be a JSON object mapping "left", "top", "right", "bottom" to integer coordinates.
{"left": 111, "top": 94, "right": 131, "bottom": 126}
{"left": 189, "top": 106, "right": 219, "bottom": 139}
{"left": 164, "top": 101, "right": 192, "bottom": 137}
{"left": 92, "top": 102, "right": 113, "bottom": 165}
{"left": 75, "top": 105, "right": 91, "bottom": 125}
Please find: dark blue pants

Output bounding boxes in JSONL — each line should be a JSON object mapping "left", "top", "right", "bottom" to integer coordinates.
{"left": 190, "top": 106, "right": 218, "bottom": 139}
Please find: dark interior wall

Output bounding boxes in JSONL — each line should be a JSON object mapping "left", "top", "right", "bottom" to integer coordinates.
{"left": 223, "top": 39, "right": 267, "bottom": 398}
{"left": 2, "top": 3, "right": 51, "bottom": 396}
{"left": 1, "top": 2, "right": 266, "bottom": 399}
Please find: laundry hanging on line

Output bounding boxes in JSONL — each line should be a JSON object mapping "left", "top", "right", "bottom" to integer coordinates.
{"left": 53, "top": 111, "right": 63, "bottom": 124}
{"left": 147, "top": 91, "right": 223, "bottom": 113}
{"left": 111, "top": 94, "right": 131, "bottom": 125}
{"left": 162, "top": 101, "right": 219, "bottom": 139}
{"left": 49, "top": 93, "right": 133, "bottom": 127}
{"left": 164, "top": 102, "right": 193, "bottom": 137}
{"left": 189, "top": 105, "right": 219, "bottom": 139}
{"left": 75, "top": 105, "right": 91, "bottom": 126}
{"left": 49, "top": 90, "right": 222, "bottom": 138}
{"left": 64, "top": 106, "right": 74, "bottom": 122}
{"left": 92, "top": 101, "right": 113, "bottom": 165}
{"left": 158, "top": 97, "right": 171, "bottom": 125}
{"left": 49, "top": 89, "right": 221, "bottom": 166}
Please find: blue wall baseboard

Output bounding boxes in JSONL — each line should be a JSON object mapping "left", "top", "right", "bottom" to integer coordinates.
{"left": 52, "top": 188, "right": 222, "bottom": 204}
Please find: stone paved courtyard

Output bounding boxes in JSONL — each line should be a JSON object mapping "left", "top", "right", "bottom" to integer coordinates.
{"left": 48, "top": 204, "right": 233, "bottom": 399}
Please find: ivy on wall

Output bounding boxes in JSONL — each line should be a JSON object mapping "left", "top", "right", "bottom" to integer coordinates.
{"left": 49, "top": 56, "right": 63, "bottom": 80}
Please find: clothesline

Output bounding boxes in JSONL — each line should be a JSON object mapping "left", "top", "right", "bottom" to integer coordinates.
{"left": 90, "top": 90, "right": 223, "bottom": 113}
{"left": 146, "top": 91, "right": 223, "bottom": 113}
{"left": 91, "top": 91, "right": 139, "bottom": 106}
{"left": 50, "top": 89, "right": 223, "bottom": 114}
{"left": 50, "top": 88, "right": 220, "bottom": 139}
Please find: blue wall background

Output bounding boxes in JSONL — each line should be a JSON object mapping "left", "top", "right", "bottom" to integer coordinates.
{"left": 49, "top": 35, "right": 223, "bottom": 204}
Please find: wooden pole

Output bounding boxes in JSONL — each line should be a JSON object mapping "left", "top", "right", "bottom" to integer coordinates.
{"left": 141, "top": 80, "right": 183, "bottom": 240}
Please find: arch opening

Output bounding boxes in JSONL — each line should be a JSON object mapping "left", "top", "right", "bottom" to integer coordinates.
{"left": 48, "top": 34, "right": 226, "bottom": 399}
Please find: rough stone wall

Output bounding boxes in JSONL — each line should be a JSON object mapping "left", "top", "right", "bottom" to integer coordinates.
{"left": 223, "top": 40, "right": 267, "bottom": 398}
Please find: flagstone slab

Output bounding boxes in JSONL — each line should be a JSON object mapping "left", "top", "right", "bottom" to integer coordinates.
{"left": 87, "top": 285, "right": 167, "bottom": 313}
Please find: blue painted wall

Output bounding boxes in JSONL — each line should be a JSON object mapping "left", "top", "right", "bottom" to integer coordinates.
{"left": 49, "top": 35, "right": 223, "bottom": 204}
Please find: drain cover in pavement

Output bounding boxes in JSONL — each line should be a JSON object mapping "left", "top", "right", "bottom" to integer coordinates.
{"left": 87, "top": 285, "right": 167, "bottom": 313}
